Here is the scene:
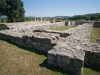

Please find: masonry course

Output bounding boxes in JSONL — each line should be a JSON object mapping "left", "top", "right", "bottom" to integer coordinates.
{"left": 0, "top": 21, "right": 100, "bottom": 75}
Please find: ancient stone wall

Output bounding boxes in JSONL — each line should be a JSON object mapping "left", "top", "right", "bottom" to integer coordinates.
{"left": 65, "top": 21, "right": 76, "bottom": 26}
{"left": 48, "top": 23, "right": 93, "bottom": 75}
{"left": 0, "top": 21, "right": 65, "bottom": 30}
{"left": 0, "top": 21, "right": 100, "bottom": 75}
{"left": 94, "top": 21, "right": 100, "bottom": 27}
{"left": 84, "top": 39, "right": 100, "bottom": 69}
{"left": 65, "top": 21, "right": 86, "bottom": 26}
{"left": 0, "top": 29, "right": 70, "bottom": 53}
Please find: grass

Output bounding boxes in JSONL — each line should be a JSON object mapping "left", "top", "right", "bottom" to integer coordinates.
{"left": 90, "top": 27, "right": 100, "bottom": 42}
{"left": 50, "top": 26, "right": 72, "bottom": 31}
{"left": 0, "top": 40, "right": 100, "bottom": 75}
{"left": 0, "top": 40, "right": 67, "bottom": 75}
{"left": 83, "top": 65, "right": 100, "bottom": 75}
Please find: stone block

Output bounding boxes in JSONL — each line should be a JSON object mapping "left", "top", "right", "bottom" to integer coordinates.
{"left": 73, "top": 59, "right": 84, "bottom": 68}
{"left": 48, "top": 50, "right": 56, "bottom": 61}
{"left": 48, "top": 45, "right": 85, "bottom": 75}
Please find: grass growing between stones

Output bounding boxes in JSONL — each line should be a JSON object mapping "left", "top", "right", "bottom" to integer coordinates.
{"left": 90, "top": 27, "right": 100, "bottom": 42}
{"left": 50, "top": 26, "right": 72, "bottom": 31}
{"left": 0, "top": 40, "right": 100, "bottom": 75}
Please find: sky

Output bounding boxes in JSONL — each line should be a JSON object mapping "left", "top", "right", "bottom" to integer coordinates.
{"left": 21, "top": 0, "right": 100, "bottom": 17}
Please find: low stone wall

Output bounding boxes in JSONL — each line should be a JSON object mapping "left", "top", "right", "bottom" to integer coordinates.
{"left": 48, "top": 24, "right": 93, "bottom": 75}
{"left": 0, "top": 21, "right": 65, "bottom": 30}
{"left": 48, "top": 44, "right": 85, "bottom": 75}
{"left": 84, "top": 40, "right": 100, "bottom": 69}
{"left": 65, "top": 21, "right": 76, "bottom": 26}
{"left": 0, "top": 29, "right": 70, "bottom": 53}
{"left": 75, "top": 21, "right": 85, "bottom": 25}
{"left": 94, "top": 22, "right": 100, "bottom": 27}
{"left": 0, "top": 33, "right": 54, "bottom": 52}
{"left": 65, "top": 21, "right": 86, "bottom": 26}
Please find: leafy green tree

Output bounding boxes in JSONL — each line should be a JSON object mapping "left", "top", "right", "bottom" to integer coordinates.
{"left": 0, "top": 0, "right": 25, "bottom": 22}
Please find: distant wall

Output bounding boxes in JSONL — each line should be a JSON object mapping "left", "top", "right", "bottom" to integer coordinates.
{"left": 65, "top": 21, "right": 86, "bottom": 26}
{"left": 94, "top": 22, "right": 100, "bottom": 27}
{"left": 65, "top": 21, "right": 76, "bottom": 26}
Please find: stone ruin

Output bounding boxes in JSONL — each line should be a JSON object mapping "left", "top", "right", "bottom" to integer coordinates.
{"left": 0, "top": 21, "right": 100, "bottom": 75}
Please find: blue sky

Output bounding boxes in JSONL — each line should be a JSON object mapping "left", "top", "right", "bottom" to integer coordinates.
{"left": 21, "top": 0, "right": 100, "bottom": 17}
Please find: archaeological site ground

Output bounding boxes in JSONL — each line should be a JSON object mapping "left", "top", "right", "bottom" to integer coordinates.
{"left": 0, "top": 21, "right": 100, "bottom": 75}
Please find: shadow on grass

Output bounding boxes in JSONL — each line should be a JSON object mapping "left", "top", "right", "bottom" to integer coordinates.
{"left": 0, "top": 39, "right": 47, "bottom": 57}
{"left": 0, "top": 39, "right": 72, "bottom": 75}
{"left": 39, "top": 59, "right": 72, "bottom": 75}
{"left": 84, "top": 64, "right": 100, "bottom": 73}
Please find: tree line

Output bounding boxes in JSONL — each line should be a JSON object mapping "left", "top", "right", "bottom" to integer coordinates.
{"left": 68, "top": 13, "right": 100, "bottom": 21}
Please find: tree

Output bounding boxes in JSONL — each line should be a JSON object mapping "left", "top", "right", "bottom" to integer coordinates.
{"left": 0, "top": 0, "right": 25, "bottom": 22}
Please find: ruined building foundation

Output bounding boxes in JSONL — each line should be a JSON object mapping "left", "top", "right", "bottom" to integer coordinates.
{"left": 0, "top": 21, "right": 100, "bottom": 75}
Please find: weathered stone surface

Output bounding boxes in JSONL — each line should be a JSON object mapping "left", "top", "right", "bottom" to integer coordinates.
{"left": 48, "top": 45, "right": 85, "bottom": 75}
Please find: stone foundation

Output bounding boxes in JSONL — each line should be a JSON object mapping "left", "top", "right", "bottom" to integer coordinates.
{"left": 94, "top": 22, "right": 100, "bottom": 27}
{"left": 0, "top": 21, "right": 100, "bottom": 75}
{"left": 48, "top": 45, "right": 85, "bottom": 75}
{"left": 0, "top": 21, "right": 65, "bottom": 30}
{"left": 84, "top": 42, "right": 100, "bottom": 69}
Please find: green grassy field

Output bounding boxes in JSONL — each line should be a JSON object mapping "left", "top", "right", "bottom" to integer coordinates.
{"left": 0, "top": 40, "right": 100, "bottom": 75}
{"left": 50, "top": 26, "right": 72, "bottom": 31}
{"left": 90, "top": 27, "right": 100, "bottom": 42}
